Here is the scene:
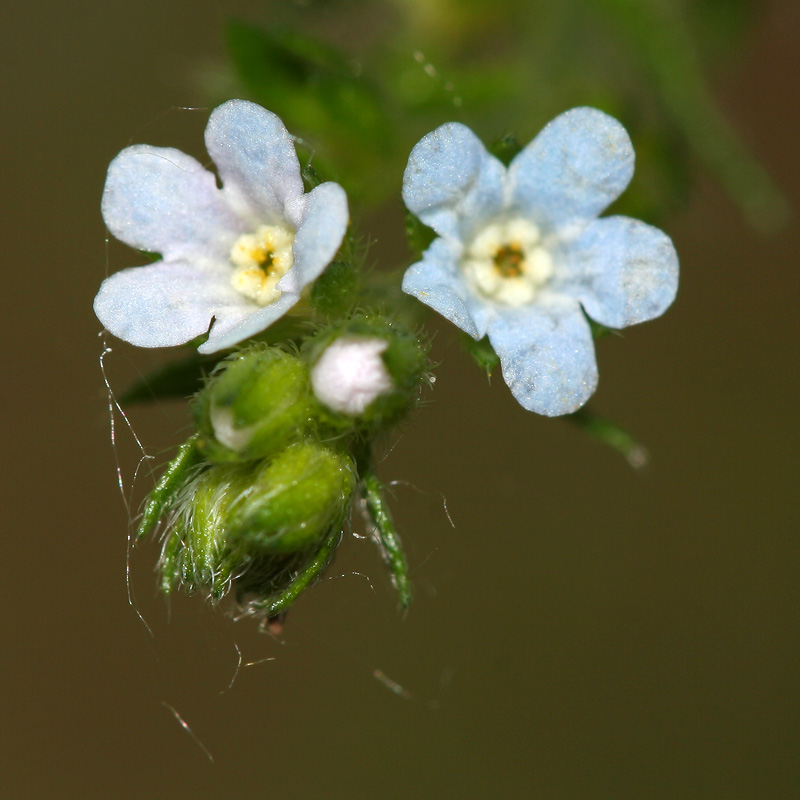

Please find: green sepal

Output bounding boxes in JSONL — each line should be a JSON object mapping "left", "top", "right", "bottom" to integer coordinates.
{"left": 159, "top": 527, "right": 184, "bottom": 595}
{"left": 405, "top": 210, "right": 436, "bottom": 257}
{"left": 239, "top": 525, "right": 343, "bottom": 618}
{"left": 587, "top": 318, "right": 615, "bottom": 340}
{"left": 137, "top": 434, "right": 202, "bottom": 539}
{"left": 461, "top": 334, "right": 500, "bottom": 377}
{"left": 161, "top": 462, "right": 254, "bottom": 599}
{"left": 360, "top": 465, "right": 411, "bottom": 609}
{"left": 566, "top": 406, "right": 648, "bottom": 469}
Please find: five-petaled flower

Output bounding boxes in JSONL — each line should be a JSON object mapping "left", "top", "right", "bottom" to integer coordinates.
{"left": 402, "top": 107, "right": 679, "bottom": 416}
{"left": 94, "top": 100, "right": 349, "bottom": 353}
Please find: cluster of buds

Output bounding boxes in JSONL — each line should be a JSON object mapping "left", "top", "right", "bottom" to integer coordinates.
{"left": 137, "top": 317, "right": 429, "bottom": 621}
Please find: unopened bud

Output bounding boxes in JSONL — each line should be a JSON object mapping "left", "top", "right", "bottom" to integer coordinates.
{"left": 311, "top": 337, "right": 393, "bottom": 416}
{"left": 229, "top": 440, "right": 355, "bottom": 555}
{"left": 195, "top": 346, "right": 311, "bottom": 463}
{"left": 306, "top": 317, "right": 430, "bottom": 430}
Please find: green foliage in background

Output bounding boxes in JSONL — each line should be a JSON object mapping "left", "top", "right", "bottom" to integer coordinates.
{"left": 220, "top": 0, "right": 785, "bottom": 233}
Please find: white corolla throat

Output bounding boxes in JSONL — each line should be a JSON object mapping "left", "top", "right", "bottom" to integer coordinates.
{"left": 229, "top": 224, "right": 295, "bottom": 306}
{"left": 462, "top": 218, "right": 553, "bottom": 306}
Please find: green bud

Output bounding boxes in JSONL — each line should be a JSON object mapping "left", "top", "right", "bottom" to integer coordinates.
{"left": 194, "top": 346, "right": 312, "bottom": 463}
{"left": 229, "top": 440, "right": 355, "bottom": 555}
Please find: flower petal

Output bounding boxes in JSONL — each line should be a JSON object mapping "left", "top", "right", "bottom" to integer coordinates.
{"left": 94, "top": 260, "right": 247, "bottom": 348}
{"left": 557, "top": 216, "right": 679, "bottom": 328}
{"left": 509, "top": 107, "right": 634, "bottom": 231}
{"left": 205, "top": 99, "right": 305, "bottom": 226}
{"left": 200, "top": 292, "right": 301, "bottom": 354}
{"left": 277, "top": 182, "right": 349, "bottom": 293}
{"left": 101, "top": 146, "right": 241, "bottom": 260}
{"left": 403, "top": 122, "right": 505, "bottom": 240}
{"left": 488, "top": 299, "right": 598, "bottom": 416}
{"left": 402, "top": 238, "right": 483, "bottom": 339}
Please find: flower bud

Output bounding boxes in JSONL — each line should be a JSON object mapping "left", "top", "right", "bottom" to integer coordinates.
{"left": 194, "top": 346, "right": 311, "bottom": 463}
{"left": 311, "top": 336, "right": 393, "bottom": 416}
{"left": 306, "top": 316, "right": 429, "bottom": 431}
{"left": 228, "top": 440, "right": 356, "bottom": 555}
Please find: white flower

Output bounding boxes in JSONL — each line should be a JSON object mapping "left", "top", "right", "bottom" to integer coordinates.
{"left": 311, "top": 337, "right": 394, "bottom": 416}
{"left": 94, "top": 100, "right": 349, "bottom": 353}
{"left": 402, "top": 107, "right": 679, "bottom": 416}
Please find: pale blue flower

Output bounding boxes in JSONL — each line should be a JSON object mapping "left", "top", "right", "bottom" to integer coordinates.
{"left": 402, "top": 107, "right": 679, "bottom": 416}
{"left": 94, "top": 100, "right": 349, "bottom": 353}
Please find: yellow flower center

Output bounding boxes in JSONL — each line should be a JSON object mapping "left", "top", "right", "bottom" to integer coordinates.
{"left": 492, "top": 244, "right": 525, "bottom": 278}
{"left": 462, "top": 218, "right": 553, "bottom": 306}
{"left": 229, "top": 224, "right": 295, "bottom": 306}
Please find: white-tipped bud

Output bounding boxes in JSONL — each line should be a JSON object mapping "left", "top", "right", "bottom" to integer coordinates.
{"left": 311, "top": 337, "right": 394, "bottom": 416}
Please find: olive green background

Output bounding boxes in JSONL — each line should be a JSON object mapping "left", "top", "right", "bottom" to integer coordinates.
{"left": 2, "top": 1, "right": 798, "bottom": 798}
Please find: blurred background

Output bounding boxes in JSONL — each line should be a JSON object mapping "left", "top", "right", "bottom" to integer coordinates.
{"left": 2, "top": 0, "right": 798, "bottom": 797}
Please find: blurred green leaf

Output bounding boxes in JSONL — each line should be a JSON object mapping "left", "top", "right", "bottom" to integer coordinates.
{"left": 585, "top": 0, "right": 788, "bottom": 232}
{"left": 120, "top": 352, "right": 223, "bottom": 404}
{"left": 226, "top": 20, "right": 395, "bottom": 201}
{"left": 489, "top": 133, "right": 522, "bottom": 166}
{"left": 567, "top": 406, "right": 649, "bottom": 469}
{"left": 310, "top": 260, "right": 361, "bottom": 317}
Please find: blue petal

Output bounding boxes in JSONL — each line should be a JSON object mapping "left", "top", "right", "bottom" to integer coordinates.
{"left": 488, "top": 299, "right": 598, "bottom": 416}
{"left": 402, "top": 238, "right": 484, "bottom": 339}
{"left": 278, "top": 182, "right": 349, "bottom": 293}
{"left": 94, "top": 260, "right": 246, "bottom": 349}
{"left": 403, "top": 123, "right": 505, "bottom": 240}
{"left": 509, "top": 107, "right": 634, "bottom": 231}
{"left": 557, "top": 216, "right": 679, "bottom": 328}
{"left": 205, "top": 100, "right": 305, "bottom": 226}
{"left": 101, "top": 146, "right": 241, "bottom": 261}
